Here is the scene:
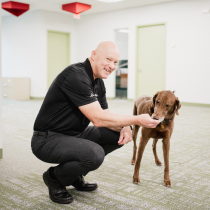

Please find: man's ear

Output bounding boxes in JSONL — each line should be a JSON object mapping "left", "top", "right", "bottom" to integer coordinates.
{"left": 175, "top": 97, "right": 181, "bottom": 115}
{"left": 91, "top": 50, "right": 96, "bottom": 61}
{"left": 152, "top": 92, "right": 159, "bottom": 107}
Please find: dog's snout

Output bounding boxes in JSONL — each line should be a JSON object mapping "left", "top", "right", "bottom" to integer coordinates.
{"left": 152, "top": 116, "right": 159, "bottom": 120}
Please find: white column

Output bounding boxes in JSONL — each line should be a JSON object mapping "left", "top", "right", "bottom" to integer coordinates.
{"left": 0, "top": 3, "right": 3, "bottom": 159}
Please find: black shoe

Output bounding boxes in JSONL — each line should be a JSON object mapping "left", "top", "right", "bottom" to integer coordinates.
{"left": 71, "top": 175, "right": 98, "bottom": 191}
{"left": 43, "top": 168, "right": 73, "bottom": 204}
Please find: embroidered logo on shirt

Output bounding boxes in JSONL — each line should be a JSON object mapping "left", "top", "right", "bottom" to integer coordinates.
{"left": 90, "top": 93, "right": 98, "bottom": 98}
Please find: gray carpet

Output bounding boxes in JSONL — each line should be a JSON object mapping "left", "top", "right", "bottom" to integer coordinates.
{"left": 0, "top": 99, "right": 210, "bottom": 210}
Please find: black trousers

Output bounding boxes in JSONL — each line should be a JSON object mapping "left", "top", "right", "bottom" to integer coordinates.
{"left": 31, "top": 126, "right": 122, "bottom": 186}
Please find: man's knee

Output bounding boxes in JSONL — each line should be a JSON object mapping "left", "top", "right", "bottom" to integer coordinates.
{"left": 81, "top": 145, "right": 105, "bottom": 171}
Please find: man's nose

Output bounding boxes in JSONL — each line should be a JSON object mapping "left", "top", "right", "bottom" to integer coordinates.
{"left": 108, "top": 62, "right": 115, "bottom": 70}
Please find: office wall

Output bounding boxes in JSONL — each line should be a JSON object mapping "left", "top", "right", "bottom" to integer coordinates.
{"left": 2, "top": 0, "right": 210, "bottom": 104}
{"left": 0, "top": 4, "right": 2, "bottom": 158}
{"left": 74, "top": 0, "right": 210, "bottom": 104}
{"left": 2, "top": 10, "right": 76, "bottom": 97}
{"left": 115, "top": 31, "right": 128, "bottom": 61}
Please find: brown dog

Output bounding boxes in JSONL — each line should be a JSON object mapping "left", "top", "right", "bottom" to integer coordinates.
{"left": 131, "top": 90, "right": 181, "bottom": 187}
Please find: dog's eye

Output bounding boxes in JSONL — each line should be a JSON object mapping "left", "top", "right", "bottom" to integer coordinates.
{"left": 166, "top": 104, "right": 170, "bottom": 107}
{"left": 156, "top": 101, "right": 159, "bottom": 104}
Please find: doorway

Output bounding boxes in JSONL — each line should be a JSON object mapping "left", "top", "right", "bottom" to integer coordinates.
{"left": 136, "top": 24, "right": 166, "bottom": 98}
{"left": 115, "top": 28, "right": 129, "bottom": 99}
{"left": 47, "top": 31, "right": 70, "bottom": 89}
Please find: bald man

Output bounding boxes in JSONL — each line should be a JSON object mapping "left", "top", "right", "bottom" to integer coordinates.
{"left": 31, "top": 41, "right": 161, "bottom": 204}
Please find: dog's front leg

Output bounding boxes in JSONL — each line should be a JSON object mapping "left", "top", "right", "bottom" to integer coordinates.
{"left": 162, "top": 138, "right": 171, "bottom": 187}
{"left": 131, "top": 125, "right": 140, "bottom": 165}
{"left": 133, "top": 136, "right": 150, "bottom": 184}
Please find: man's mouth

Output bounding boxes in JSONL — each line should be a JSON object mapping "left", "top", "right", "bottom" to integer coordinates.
{"left": 104, "top": 68, "right": 110, "bottom": 73}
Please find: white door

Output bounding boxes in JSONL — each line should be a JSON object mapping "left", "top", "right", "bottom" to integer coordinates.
{"left": 47, "top": 31, "right": 70, "bottom": 89}
{"left": 136, "top": 24, "right": 166, "bottom": 98}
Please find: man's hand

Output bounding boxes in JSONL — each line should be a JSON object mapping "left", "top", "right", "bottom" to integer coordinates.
{"left": 138, "top": 114, "right": 161, "bottom": 128}
{"left": 118, "top": 126, "right": 132, "bottom": 145}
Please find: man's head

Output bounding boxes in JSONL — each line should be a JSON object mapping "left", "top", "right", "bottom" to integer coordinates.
{"left": 89, "top": 41, "right": 120, "bottom": 80}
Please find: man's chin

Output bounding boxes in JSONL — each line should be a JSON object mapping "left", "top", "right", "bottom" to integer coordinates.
{"left": 101, "top": 74, "right": 110, "bottom": 79}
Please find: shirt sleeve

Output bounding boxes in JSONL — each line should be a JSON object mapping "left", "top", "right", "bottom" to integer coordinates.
{"left": 100, "top": 95, "right": 108, "bottom": 109}
{"left": 60, "top": 69, "right": 97, "bottom": 107}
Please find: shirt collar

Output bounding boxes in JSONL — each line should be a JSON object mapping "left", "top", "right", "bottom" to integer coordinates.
{"left": 84, "top": 58, "right": 98, "bottom": 85}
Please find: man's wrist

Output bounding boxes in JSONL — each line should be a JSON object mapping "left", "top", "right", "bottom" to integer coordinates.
{"left": 121, "top": 126, "right": 132, "bottom": 131}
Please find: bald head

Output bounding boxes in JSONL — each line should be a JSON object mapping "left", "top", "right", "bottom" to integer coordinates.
{"left": 89, "top": 41, "right": 120, "bottom": 80}
{"left": 95, "top": 41, "right": 120, "bottom": 55}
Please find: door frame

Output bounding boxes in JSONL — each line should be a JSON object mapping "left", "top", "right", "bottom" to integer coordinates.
{"left": 47, "top": 30, "right": 70, "bottom": 88}
{"left": 135, "top": 23, "right": 167, "bottom": 99}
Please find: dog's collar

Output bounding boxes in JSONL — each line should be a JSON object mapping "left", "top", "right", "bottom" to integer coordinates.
{"left": 162, "top": 113, "right": 174, "bottom": 123}
{"left": 160, "top": 114, "right": 174, "bottom": 128}
{"left": 162, "top": 118, "right": 171, "bottom": 123}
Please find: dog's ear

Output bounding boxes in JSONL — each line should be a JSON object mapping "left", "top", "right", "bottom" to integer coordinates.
{"left": 152, "top": 92, "right": 159, "bottom": 107}
{"left": 175, "top": 97, "right": 181, "bottom": 115}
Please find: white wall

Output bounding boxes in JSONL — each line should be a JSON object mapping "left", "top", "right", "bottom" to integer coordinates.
{"left": 2, "top": 10, "right": 76, "bottom": 97}
{"left": 0, "top": 3, "right": 3, "bottom": 153}
{"left": 74, "top": 0, "right": 210, "bottom": 104}
{"left": 115, "top": 30, "right": 128, "bottom": 60}
{"left": 2, "top": 0, "right": 210, "bottom": 104}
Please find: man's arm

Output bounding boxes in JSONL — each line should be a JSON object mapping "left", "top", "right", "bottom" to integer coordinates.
{"left": 103, "top": 109, "right": 124, "bottom": 132}
{"left": 79, "top": 101, "right": 161, "bottom": 128}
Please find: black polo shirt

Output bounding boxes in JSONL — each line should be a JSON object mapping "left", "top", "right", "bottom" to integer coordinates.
{"left": 33, "top": 58, "right": 108, "bottom": 136}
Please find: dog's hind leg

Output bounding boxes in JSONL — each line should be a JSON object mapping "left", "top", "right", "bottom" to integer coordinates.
{"left": 131, "top": 125, "right": 140, "bottom": 165}
{"left": 152, "top": 138, "right": 162, "bottom": 166}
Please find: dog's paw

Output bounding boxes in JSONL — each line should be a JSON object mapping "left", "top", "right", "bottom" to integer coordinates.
{"left": 164, "top": 179, "right": 171, "bottom": 187}
{"left": 155, "top": 160, "right": 162, "bottom": 166}
{"left": 133, "top": 176, "right": 140, "bottom": 184}
{"left": 131, "top": 159, "right": 135, "bottom": 165}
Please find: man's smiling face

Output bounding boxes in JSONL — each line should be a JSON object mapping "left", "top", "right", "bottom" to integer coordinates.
{"left": 90, "top": 41, "right": 120, "bottom": 80}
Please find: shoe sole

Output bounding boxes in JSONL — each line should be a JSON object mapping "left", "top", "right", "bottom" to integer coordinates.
{"left": 75, "top": 185, "right": 98, "bottom": 191}
{"left": 43, "top": 172, "right": 73, "bottom": 204}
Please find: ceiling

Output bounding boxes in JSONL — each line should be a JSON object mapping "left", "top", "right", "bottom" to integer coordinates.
{"left": 1, "top": 0, "right": 183, "bottom": 17}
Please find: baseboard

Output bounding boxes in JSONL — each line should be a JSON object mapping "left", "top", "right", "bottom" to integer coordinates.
{"left": 181, "top": 102, "right": 210, "bottom": 108}
{"left": 106, "top": 97, "right": 115, "bottom": 100}
{"left": 0, "top": 148, "right": 3, "bottom": 159}
{"left": 30, "top": 97, "right": 44, "bottom": 100}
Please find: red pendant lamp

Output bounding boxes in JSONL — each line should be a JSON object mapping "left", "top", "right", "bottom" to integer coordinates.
{"left": 2, "top": 1, "right": 30, "bottom": 17}
{"left": 62, "top": 2, "right": 91, "bottom": 19}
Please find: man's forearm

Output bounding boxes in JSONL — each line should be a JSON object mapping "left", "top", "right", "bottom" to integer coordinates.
{"left": 92, "top": 110, "right": 138, "bottom": 128}
{"left": 107, "top": 126, "right": 132, "bottom": 132}
{"left": 106, "top": 126, "right": 122, "bottom": 132}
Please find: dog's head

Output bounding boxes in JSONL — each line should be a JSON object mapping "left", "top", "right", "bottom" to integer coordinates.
{"left": 151, "top": 90, "right": 181, "bottom": 121}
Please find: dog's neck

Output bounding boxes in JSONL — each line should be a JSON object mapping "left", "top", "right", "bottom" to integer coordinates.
{"left": 162, "top": 112, "right": 175, "bottom": 123}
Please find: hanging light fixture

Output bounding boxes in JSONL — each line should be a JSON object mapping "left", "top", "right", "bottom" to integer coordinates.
{"left": 62, "top": 2, "right": 91, "bottom": 19}
{"left": 2, "top": 1, "right": 30, "bottom": 17}
{"left": 97, "top": 0, "right": 124, "bottom": 2}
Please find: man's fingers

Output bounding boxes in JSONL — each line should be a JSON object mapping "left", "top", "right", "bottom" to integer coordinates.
{"left": 119, "top": 136, "right": 132, "bottom": 145}
{"left": 118, "top": 134, "right": 124, "bottom": 144}
{"left": 149, "top": 119, "right": 161, "bottom": 127}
